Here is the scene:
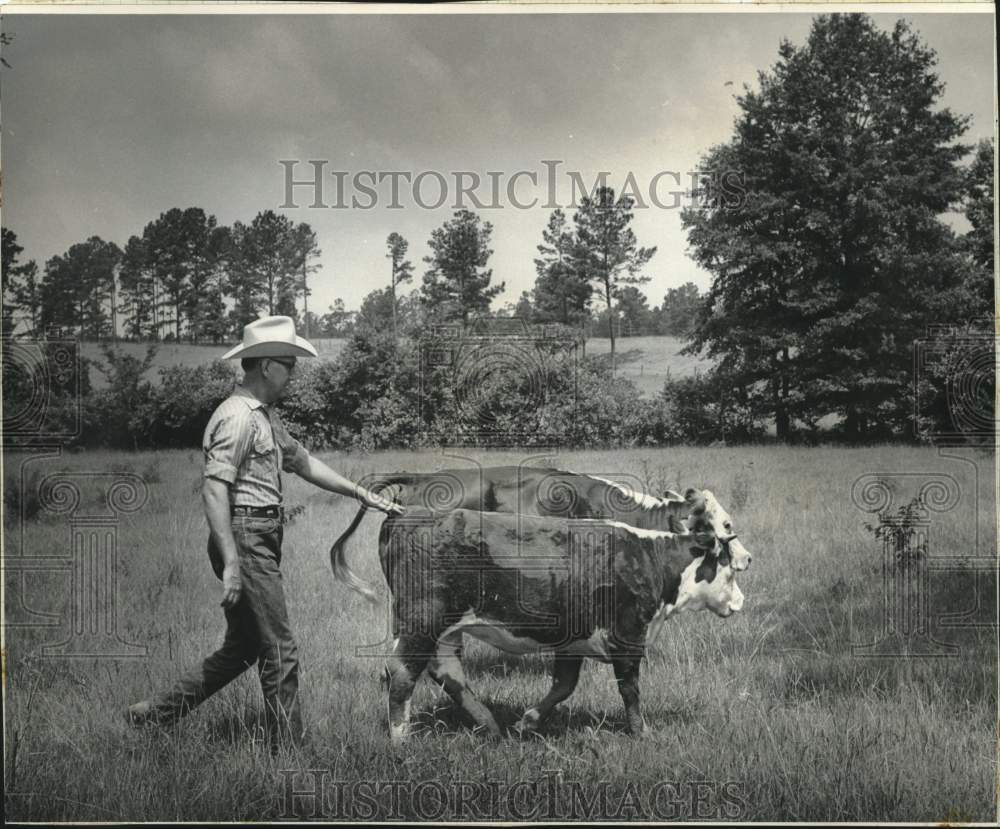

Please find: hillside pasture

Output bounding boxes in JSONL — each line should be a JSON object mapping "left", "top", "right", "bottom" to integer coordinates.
{"left": 80, "top": 336, "right": 708, "bottom": 396}
{"left": 2, "top": 446, "right": 996, "bottom": 821}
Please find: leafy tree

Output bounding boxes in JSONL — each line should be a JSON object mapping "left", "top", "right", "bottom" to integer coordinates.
{"left": 421, "top": 209, "right": 504, "bottom": 326}
{"left": 357, "top": 287, "right": 422, "bottom": 336}
{"left": 226, "top": 220, "right": 261, "bottom": 331}
{"left": 149, "top": 360, "right": 237, "bottom": 446}
{"left": 357, "top": 287, "right": 396, "bottom": 332}
{"left": 960, "top": 138, "right": 994, "bottom": 306}
{"left": 302, "top": 311, "right": 323, "bottom": 338}
{"left": 386, "top": 232, "right": 414, "bottom": 340}
{"left": 614, "top": 285, "right": 651, "bottom": 336}
{"left": 40, "top": 237, "right": 121, "bottom": 338}
{"left": 682, "top": 14, "right": 973, "bottom": 441}
{"left": 656, "top": 282, "right": 702, "bottom": 338}
{"left": 2, "top": 228, "right": 40, "bottom": 335}
{"left": 118, "top": 235, "right": 155, "bottom": 339}
{"left": 8, "top": 259, "right": 40, "bottom": 336}
{"left": 532, "top": 209, "right": 591, "bottom": 328}
{"left": 121, "top": 208, "right": 226, "bottom": 341}
{"left": 660, "top": 369, "right": 765, "bottom": 444}
{"left": 287, "top": 223, "right": 321, "bottom": 337}
{"left": 572, "top": 186, "right": 656, "bottom": 367}
{"left": 183, "top": 221, "right": 230, "bottom": 342}
{"left": 512, "top": 291, "right": 535, "bottom": 322}
{"left": 141, "top": 208, "right": 212, "bottom": 340}
{"left": 318, "top": 298, "right": 356, "bottom": 337}
{"left": 89, "top": 343, "right": 159, "bottom": 449}
{"left": 228, "top": 210, "right": 311, "bottom": 330}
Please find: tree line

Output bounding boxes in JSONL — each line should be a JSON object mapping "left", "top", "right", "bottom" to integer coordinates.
{"left": 2, "top": 193, "right": 685, "bottom": 349}
{"left": 2, "top": 208, "right": 320, "bottom": 343}
{"left": 296, "top": 202, "right": 695, "bottom": 343}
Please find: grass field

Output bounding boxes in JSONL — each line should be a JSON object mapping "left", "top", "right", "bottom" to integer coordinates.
{"left": 3, "top": 446, "right": 997, "bottom": 821}
{"left": 81, "top": 336, "right": 707, "bottom": 395}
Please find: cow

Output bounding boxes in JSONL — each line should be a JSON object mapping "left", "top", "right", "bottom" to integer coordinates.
{"left": 357, "top": 466, "right": 751, "bottom": 571}
{"left": 331, "top": 492, "right": 746, "bottom": 743}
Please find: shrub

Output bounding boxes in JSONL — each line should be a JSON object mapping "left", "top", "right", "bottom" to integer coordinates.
{"left": 276, "top": 358, "right": 351, "bottom": 450}
{"left": 659, "top": 369, "right": 765, "bottom": 444}
{"left": 3, "top": 463, "right": 45, "bottom": 525}
{"left": 149, "top": 360, "right": 237, "bottom": 447}
{"left": 85, "top": 344, "right": 159, "bottom": 449}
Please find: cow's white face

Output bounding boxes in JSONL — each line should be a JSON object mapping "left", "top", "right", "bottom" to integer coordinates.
{"left": 671, "top": 553, "right": 745, "bottom": 618}
{"left": 683, "top": 488, "right": 752, "bottom": 572}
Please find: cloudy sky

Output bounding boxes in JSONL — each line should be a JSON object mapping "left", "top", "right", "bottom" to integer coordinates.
{"left": 2, "top": 9, "right": 995, "bottom": 319}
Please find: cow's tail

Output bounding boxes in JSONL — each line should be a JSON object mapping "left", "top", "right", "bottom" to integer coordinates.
{"left": 330, "top": 503, "right": 380, "bottom": 604}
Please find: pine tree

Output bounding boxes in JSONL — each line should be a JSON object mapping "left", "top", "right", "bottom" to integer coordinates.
{"left": 386, "top": 233, "right": 414, "bottom": 340}
{"left": 2, "top": 228, "right": 40, "bottom": 335}
{"left": 572, "top": 187, "right": 656, "bottom": 369}
{"left": 682, "top": 14, "right": 973, "bottom": 440}
{"left": 421, "top": 210, "right": 504, "bottom": 326}
{"left": 532, "top": 209, "right": 592, "bottom": 329}
{"left": 40, "top": 237, "right": 121, "bottom": 339}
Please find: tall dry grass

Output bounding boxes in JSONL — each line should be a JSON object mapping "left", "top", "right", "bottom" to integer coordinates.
{"left": 3, "top": 446, "right": 996, "bottom": 820}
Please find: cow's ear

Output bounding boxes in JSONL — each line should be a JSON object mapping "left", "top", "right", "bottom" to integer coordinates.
{"left": 663, "top": 489, "right": 684, "bottom": 502}
{"left": 668, "top": 514, "right": 689, "bottom": 535}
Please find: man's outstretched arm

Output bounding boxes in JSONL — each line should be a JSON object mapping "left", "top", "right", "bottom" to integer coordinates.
{"left": 296, "top": 453, "right": 402, "bottom": 514}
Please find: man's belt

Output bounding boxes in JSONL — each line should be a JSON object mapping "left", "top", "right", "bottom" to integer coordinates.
{"left": 231, "top": 504, "right": 284, "bottom": 519}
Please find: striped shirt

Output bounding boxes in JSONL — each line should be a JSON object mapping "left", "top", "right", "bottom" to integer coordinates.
{"left": 202, "top": 384, "right": 308, "bottom": 507}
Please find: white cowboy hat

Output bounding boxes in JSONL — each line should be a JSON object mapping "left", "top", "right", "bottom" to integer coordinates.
{"left": 221, "top": 315, "right": 319, "bottom": 360}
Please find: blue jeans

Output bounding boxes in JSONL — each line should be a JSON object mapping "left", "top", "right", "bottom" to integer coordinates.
{"left": 145, "top": 515, "right": 302, "bottom": 749}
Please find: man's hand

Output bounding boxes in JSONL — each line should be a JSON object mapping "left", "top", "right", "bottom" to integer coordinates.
{"left": 221, "top": 562, "right": 242, "bottom": 608}
{"left": 295, "top": 454, "right": 405, "bottom": 515}
{"left": 359, "top": 487, "right": 404, "bottom": 515}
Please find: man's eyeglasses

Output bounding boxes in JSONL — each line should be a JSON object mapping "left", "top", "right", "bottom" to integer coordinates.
{"left": 268, "top": 358, "right": 297, "bottom": 374}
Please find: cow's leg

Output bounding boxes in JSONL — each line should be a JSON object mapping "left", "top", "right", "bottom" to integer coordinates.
{"left": 517, "top": 653, "right": 583, "bottom": 735}
{"left": 612, "top": 654, "right": 646, "bottom": 735}
{"left": 386, "top": 633, "right": 432, "bottom": 745}
{"left": 427, "top": 635, "right": 501, "bottom": 739}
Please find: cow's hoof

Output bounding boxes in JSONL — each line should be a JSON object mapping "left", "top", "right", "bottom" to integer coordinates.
{"left": 624, "top": 717, "right": 648, "bottom": 737}
{"left": 471, "top": 721, "right": 503, "bottom": 741}
{"left": 389, "top": 724, "right": 411, "bottom": 747}
{"left": 515, "top": 708, "right": 542, "bottom": 737}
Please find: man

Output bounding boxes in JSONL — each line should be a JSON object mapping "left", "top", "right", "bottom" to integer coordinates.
{"left": 127, "top": 315, "right": 400, "bottom": 751}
